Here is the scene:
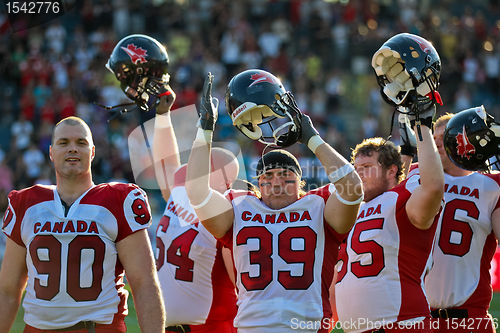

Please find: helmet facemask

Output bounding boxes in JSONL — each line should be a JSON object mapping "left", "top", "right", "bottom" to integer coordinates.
{"left": 119, "top": 73, "right": 170, "bottom": 112}
{"left": 100, "top": 34, "right": 170, "bottom": 118}
{"left": 231, "top": 91, "right": 301, "bottom": 148}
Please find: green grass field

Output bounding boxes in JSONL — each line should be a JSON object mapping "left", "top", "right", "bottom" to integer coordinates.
{"left": 9, "top": 291, "right": 500, "bottom": 332}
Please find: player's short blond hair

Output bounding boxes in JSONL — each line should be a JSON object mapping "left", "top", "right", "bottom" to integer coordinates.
{"left": 434, "top": 113, "right": 454, "bottom": 130}
{"left": 52, "top": 116, "right": 93, "bottom": 145}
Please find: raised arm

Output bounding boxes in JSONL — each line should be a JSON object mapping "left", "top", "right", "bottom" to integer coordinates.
{"left": 398, "top": 112, "right": 417, "bottom": 179}
{"left": 299, "top": 112, "right": 363, "bottom": 234}
{"left": 152, "top": 85, "right": 179, "bottom": 201}
{"left": 185, "top": 73, "right": 234, "bottom": 238}
{"left": 406, "top": 107, "right": 444, "bottom": 229}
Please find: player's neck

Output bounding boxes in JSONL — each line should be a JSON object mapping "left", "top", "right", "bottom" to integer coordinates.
{"left": 444, "top": 165, "right": 472, "bottom": 177}
{"left": 56, "top": 174, "right": 94, "bottom": 205}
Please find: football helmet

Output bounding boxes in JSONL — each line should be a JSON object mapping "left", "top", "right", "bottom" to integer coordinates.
{"left": 225, "top": 69, "right": 301, "bottom": 148}
{"left": 371, "top": 33, "right": 442, "bottom": 110}
{"left": 444, "top": 106, "right": 500, "bottom": 171}
{"left": 106, "top": 34, "right": 169, "bottom": 112}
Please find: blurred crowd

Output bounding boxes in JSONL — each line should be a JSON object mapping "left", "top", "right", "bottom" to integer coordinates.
{"left": 1, "top": 0, "right": 500, "bottom": 217}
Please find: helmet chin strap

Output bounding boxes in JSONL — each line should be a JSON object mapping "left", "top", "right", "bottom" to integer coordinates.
{"left": 272, "top": 110, "right": 298, "bottom": 147}
{"left": 272, "top": 121, "right": 296, "bottom": 142}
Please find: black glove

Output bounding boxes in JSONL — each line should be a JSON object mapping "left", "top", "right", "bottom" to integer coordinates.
{"left": 197, "top": 72, "right": 218, "bottom": 131}
{"left": 406, "top": 94, "right": 436, "bottom": 129}
{"left": 279, "top": 92, "right": 320, "bottom": 146}
{"left": 398, "top": 112, "right": 417, "bottom": 157}
{"left": 299, "top": 113, "right": 320, "bottom": 146}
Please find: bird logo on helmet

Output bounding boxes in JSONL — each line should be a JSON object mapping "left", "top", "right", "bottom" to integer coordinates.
{"left": 455, "top": 125, "right": 476, "bottom": 160}
{"left": 101, "top": 34, "right": 170, "bottom": 115}
{"left": 444, "top": 106, "right": 500, "bottom": 171}
{"left": 120, "top": 43, "right": 148, "bottom": 64}
{"left": 225, "top": 69, "right": 302, "bottom": 148}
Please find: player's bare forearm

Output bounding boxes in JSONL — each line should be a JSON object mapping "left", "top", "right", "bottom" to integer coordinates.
{"left": 315, "top": 143, "right": 363, "bottom": 234}
{"left": 186, "top": 139, "right": 234, "bottom": 238}
{"left": 0, "top": 290, "right": 23, "bottom": 333}
{"left": 315, "top": 143, "right": 363, "bottom": 202}
{"left": 153, "top": 113, "right": 181, "bottom": 201}
{"left": 129, "top": 279, "right": 165, "bottom": 333}
{"left": 185, "top": 132, "right": 212, "bottom": 206}
{"left": 117, "top": 231, "right": 165, "bottom": 332}
{"left": 400, "top": 154, "right": 413, "bottom": 179}
{"left": 0, "top": 239, "right": 28, "bottom": 333}
{"left": 153, "top": 93, "right": 180, "bottom": 201}
{"left": 416, "top": 125, "right": 444, "bottom": 192}
{"left": 407, "top": 125, "right": 444, "bottom": 229}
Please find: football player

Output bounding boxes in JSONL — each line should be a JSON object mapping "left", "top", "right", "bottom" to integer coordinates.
{"left": 0, "top": 116, "right": 164, "bottom": 332}
{"left": 107, "top": 34, "right": 239, "bottom": 333}
{"left": 424, "top": 107, "right": 500, "bottom": 333}
{"left": 335, "top": 33, "right": 445, "bottom": 333}
{"left": 185, "top": 70, "right": 364, "bottom": 333}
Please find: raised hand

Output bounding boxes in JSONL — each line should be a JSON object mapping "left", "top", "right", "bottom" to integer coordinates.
{"left": 398, "top": 112, "right": 417, "bottom": 157}
{"left": 197, "top": 72, "right": 219, "bottom": 131}
{"left": 156, "top": 84, "right": 176, "bottom": 115}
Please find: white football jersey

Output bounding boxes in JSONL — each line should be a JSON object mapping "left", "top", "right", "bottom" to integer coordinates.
{"left": 221, "top": 185, "right": 344, "bottom": 332}
{"left": 155, "top": 166, "right": 237, "bottom": 326}
{"left": 2, "top": 183, "right": 152, "bottom": 330}
{"left": 424, "top": 171, "right": 500, "bottom": 311}
{"left": 335, "top": 173, "right": 437, "bottom": 333}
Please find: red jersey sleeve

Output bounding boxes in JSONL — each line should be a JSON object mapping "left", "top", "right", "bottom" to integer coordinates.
{"left": 82, "top": 183, "right": 152, "bottom": 242}
{"left": 3, "top": 185, "right": 54, "bottom": 247}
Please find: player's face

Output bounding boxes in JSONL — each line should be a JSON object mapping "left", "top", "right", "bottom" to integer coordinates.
{"left": 354, "top": 153, "right": 391, "bottom": 202}
{"left": 433, "top": 123, "right": 455, "bottom": 172}
{"left": 258, "top": 168, "right": 300, "bottom": 209}
{"left": 50, "top": 123, "right": 95, "bottom": 178}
